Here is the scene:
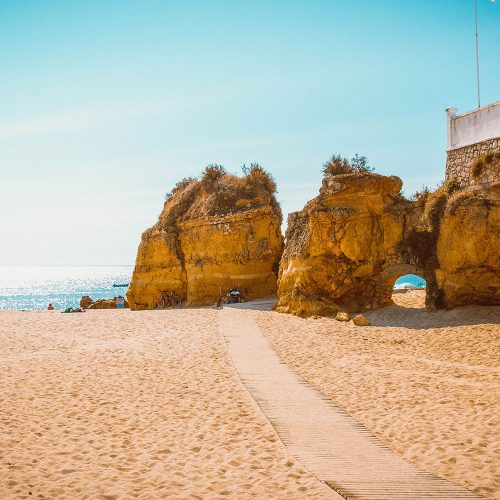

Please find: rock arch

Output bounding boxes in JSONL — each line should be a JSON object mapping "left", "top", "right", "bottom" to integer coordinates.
{"left": 275, "top": 173, "right": 417, "bottom": 316}
{"left": 378, "top": 263, "right": 427, "bottom": 304}
{"left": 275, "top": 172, "right": 499, "bottom": 316}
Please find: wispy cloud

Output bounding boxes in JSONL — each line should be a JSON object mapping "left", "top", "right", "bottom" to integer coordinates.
{"left": 0, "top": 88, "right": 260, "bottom": 140}
{"left": 0, "top": 101, "right": 178, "bottom": 139}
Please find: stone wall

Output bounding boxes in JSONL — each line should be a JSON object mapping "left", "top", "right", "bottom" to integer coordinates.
{"left": 445, "top": 136, "right": 500, "bottom": 187}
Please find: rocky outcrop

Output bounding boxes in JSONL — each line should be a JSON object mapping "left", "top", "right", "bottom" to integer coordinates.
{"left": 436, "top": 184, "right": 500, "bottom": 308}
{"left": 126, "top": 227, "right": 186, "bottom": 309}
{"left": 87, "top": 299, "right": 117, "bottom": 309}
{"left": 80, "top": 296, "right": 129, "bottom": 309}
{"left": 275, "top": 168, "right": 499, "bottom": 317}
{"left": 80, "top": 296, "right": 94, "bottom": 309}
{"left": 275, "top": 173, "right": 421, "bottom": 316}
{"left": 127, "top": 166, "right": 283, "bottom": 309}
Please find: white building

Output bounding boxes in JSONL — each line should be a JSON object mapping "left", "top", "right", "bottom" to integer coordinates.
{"left": 445, "top": 101, "right": 500, "bottom": 186}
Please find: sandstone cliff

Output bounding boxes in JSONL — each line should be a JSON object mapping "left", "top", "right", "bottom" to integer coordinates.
{"left": 436, "top": 184, "right": 500, "bottom": 308}
{"left": 127, "top": 165, "right": 283, "bottom": 309}
{"left": 275, "top": 172, "right": 419, "bottom": 316}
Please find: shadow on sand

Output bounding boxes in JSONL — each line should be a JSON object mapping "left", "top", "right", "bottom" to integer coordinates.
{"left": 365, "top": 302, "right": 500, "bottom": 329}
{"left": 226, "top": 295, "right": 499, "bottom": 330}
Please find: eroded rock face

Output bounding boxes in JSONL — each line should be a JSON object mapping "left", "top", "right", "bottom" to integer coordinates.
{"left": 127, "top": 168, "right": 283, "bottom": 309}
{"left": 179, "top": 208, "right": 282, "bottom": 305}
{"left": 275, "top": 173, "right": 419, "bottom": 316}
{"left": 436, "top": 184, "right": 500, "bottom": 308}
{"left": 126, "top": 228, "right": 186, "bottom": 310}
{"left": 276, "top": 170, "right": 499, "bottom": 316}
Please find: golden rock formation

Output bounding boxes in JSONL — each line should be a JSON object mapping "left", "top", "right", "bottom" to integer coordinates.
{"left": 436, "top": 184, "right": 500, "bottom": 308}
{"left": 127, "top": 166, "right": 283, "bottom": 309}
{"left": 275, "top": 173, "right": 417, "bottom": 316}
{"left": 275, "top": 165, "right": 499, "bottom": 317}
{"left": 80, "top": 296, "right": 129, "bottom": 309}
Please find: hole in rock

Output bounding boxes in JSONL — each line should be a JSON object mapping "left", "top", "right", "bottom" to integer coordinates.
{"left": 392, "top": 274, "right": 426, "bottom": 309}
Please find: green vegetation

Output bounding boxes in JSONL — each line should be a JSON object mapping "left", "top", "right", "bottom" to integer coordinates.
{"left": 322, "top": 153, "right": 374, "bottom": 178}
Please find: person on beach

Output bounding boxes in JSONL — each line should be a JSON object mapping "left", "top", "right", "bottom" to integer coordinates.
{"left": 116, "top": 296, "right": 125, "bottom": 309}
{"left": 47, "top": 303, "right": 54, "bottom": 310}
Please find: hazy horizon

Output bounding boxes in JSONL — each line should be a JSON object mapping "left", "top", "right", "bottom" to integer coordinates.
{"left": 1, "top": 0, "right": 499, "bottom": 266}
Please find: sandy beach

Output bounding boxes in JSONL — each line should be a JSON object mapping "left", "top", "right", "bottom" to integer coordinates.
{"left": 255, "top": 291, "right": 500, "bottom": 499}
{"left": 0, "top": 309, "right": 332, "bottom": 499}
{"left": 1, "top": 293, "right": 499, "bottom": 499}
{"left": 3, "top": 1, "right": 499, "bottom": 498}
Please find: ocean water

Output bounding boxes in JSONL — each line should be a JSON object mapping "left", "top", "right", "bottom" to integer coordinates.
{"left": 394, "top": 274, "right": 426, "bottom": 288}
{"left": 0, "top": 266, "right": 133, "bottom": 310}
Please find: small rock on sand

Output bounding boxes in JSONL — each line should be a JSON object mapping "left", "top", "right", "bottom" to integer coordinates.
{"left": 80, "top": 295, "right": 93, "bottom": 309}
{"left": 352, "top": 314, "right": 370, "bottom": 326}
{"left": 335, "top": 312, "right": 350, "bottom": 322}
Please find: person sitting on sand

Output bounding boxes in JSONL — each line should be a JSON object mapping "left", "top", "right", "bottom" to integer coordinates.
{"left": 47, "top": 303, "right": 55, "bottom": 310}
{"left": 62, "top": 307, "right": 85, "bottom": 313}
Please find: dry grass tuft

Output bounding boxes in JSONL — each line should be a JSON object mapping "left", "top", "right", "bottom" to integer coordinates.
{"left": 153, "top": 164, "right": 281, "bottom": 259}
{"left": 160, "top": 163, "right": 281, "bottom": 228}
{"left": 409, "top": 186, "right": 431, "bottom": 206}
{"left": 470, "top": 151, "right": 500, "bottom": 179}
{"left": 165, "top": 177, "right": 196, "bottom": 202}
{"left": 322, "top": 153, "right": 374, "bottom": 178}
{"left": 421, "top": 179, "right": 461, "bottom": 233}
{"left": 446, "top": 189, "right": 494, "bottom": 215}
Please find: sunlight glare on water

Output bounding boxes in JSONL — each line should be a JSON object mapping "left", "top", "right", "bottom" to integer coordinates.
{"left": 0, "top": 266, "right": 133, "bottom": 310}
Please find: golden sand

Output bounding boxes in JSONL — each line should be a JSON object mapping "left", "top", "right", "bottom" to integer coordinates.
{"left": 255, "top": 291, "right": 500, "bottom": 499}
{"left": 0, "top": 309, "right": 332, "bottom": 499}
{"left": 1, "top": 293, "right": 498, "bottom": 499}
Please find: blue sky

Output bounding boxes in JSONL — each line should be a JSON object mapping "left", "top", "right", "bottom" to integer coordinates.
{"left": 1, "top": 0, "right": 498, "bottom": 265}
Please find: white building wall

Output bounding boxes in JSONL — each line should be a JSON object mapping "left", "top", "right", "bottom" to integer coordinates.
{"left": 447, "top": 101, "right": 500, "bottom": 151}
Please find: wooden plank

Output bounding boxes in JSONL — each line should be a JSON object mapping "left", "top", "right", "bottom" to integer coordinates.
{"left": 219, "top": 306, "right": 484, "bottom": 500}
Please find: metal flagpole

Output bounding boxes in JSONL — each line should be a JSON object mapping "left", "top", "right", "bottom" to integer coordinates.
{"left": 474, "top": 0, "right": 497, "bottom": 108}
{"left": 474, "top": 0, "right": 481, "bottom": 108}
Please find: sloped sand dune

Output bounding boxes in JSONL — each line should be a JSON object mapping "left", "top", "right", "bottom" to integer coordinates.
{"left": 0, "top": 309, "right": 333, "bottom": 499}
{"left": 255, "top": 291, "right": 500, "bottom": 499}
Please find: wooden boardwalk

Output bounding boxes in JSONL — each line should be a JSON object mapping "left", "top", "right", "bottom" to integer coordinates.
{"left": 219, "top": 305, "right": 483, "bottom": 500}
